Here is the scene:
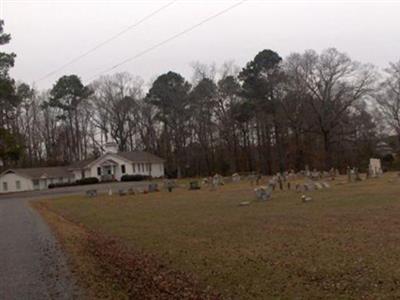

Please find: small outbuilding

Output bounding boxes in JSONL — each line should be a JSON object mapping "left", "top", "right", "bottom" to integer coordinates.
{"left": 0, "top": 167, "right": 73, "bottom": 193}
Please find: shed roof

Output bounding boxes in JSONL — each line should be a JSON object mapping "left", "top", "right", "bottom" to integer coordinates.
{"left": 1, "top": 166, "right": 72, "bottom": 180}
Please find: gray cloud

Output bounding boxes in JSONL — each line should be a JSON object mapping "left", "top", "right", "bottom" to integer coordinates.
{"left": 2, "top": 0, "right": 400, "bottom": 89}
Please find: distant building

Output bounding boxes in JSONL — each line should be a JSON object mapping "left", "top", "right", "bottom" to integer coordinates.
{"left": 70, "top": 142, "right": 165, "bottom": 182}
{"left": 0, "top": 143, "right": 164, "bottom": 193}
{"left": 0, "top": 167, "right": 73, "bottom": 193}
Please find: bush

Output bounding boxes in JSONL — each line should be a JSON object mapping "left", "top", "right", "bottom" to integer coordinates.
{"left": 76, "top": 177, "right": 99, "bottom": 185}
{"left": 48, "top": 177, "right": 99, "bottom": 189}
{"left": 121, "top": 175, "right": 151, "bottom": 182}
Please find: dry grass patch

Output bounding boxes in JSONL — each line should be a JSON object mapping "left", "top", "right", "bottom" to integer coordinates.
{"left": 34, "top": 202, "right": 130, "bottom": 299}
{"left": 36, "top": 202, "right": 219, "bottom": 299}
{"left": 37, "top": 174, "right": 400, "bottom": 299}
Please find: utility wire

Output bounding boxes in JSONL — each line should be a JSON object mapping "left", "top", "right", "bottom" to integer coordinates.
{"left": 36, "top": 0, "right": 177, "bottom": 82}
{"left": 86, "top": 0, "right": 248, "bottom": 82}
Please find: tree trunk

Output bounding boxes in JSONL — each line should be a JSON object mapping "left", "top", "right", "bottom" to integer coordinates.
{"left": 294, "top": 130, "right": 303, "bottom": 171}
{"left": 323, "top": 130, "right": 331, "bottom": 170}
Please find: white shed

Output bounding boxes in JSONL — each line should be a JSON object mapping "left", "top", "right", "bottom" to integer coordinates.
{"left": 0, "top": 167, "right": 73, "bottom": 193}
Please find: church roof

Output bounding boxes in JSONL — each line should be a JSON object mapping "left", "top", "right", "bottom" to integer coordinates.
{"left": 70, "top": 151, "right": 164, "bottom": 170}
{"left": 117, "top": 151, "right": 164, "bottom": 163}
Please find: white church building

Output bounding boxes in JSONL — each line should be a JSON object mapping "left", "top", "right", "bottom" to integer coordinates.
{"left": 0, "top": 142, "right": 165, "bottom": 193}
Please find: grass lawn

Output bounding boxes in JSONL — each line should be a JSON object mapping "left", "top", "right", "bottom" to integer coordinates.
{"left": 37, "top": 174, "right": 400, "bottom": 299}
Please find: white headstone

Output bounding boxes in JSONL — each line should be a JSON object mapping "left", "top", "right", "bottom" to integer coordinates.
{"left": 369, "top": 158, "right": 383, "bottom": 177}
{"left": 314, "top": 182, "right": 323, "bottom": 190}
{"left": 254, "top": 186, "right": 272, "bottom": 201}
{"left": 232, "top": 173, "right": 241, "bottom": 183}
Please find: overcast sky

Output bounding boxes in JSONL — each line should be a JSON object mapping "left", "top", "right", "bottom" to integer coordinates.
{"left": 2, "top": 0, "right": 400, "bottom": 89}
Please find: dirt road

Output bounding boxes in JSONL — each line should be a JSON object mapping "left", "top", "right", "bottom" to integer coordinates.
{"left": 0, "top": 181, "right": 151, "bottom": 299}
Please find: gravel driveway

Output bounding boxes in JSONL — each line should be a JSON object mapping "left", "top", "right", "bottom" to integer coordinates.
{"left": 0, "top": 197, "right": 81, "bottom": 299}
{"left": 0, "top": 181, "right": 151, "bottom": 299}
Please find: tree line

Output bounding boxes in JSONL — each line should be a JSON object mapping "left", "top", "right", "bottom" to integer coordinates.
{"left": 1, "top": 21, "right": 400, "bottom": 177}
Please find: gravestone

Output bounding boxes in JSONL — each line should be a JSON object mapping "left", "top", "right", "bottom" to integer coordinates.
{"left": 254, "top": 186, "right": 272, "bottom": 201}
{"left": 213, "top": 174, "right": 223, "bottom": 186}
{"left": 368, "top": 158, "right": 383, "bottom": 178}
{"left": 305, "top": 165, "right": 311, "bottom": 178}
{"left": 304, "top": 182, "right": 315, "bottom": 191}
{"left": 282, "top": 172, "right": 287, "bottom": 182}
{"left": 210, "top": 174, "right": 223, "bottom": 190}
{"left": 164, "top": 179, "right": 176, "bottom": 192}
{"left": 311, "top": 170, "right": 320, "bottom": 180}
{"left": 314, "top": 182, "right": 323, "bottom": 190}
{"left": 189, "top": 181, "right": 201, "bottom": 190}
{"left": 202, "top": 177, "right": 213, "bottom": 190}
{"left": 329, "top": 168, "right": 334, "bottom": 177}
{"left": 347, "top": 166, "right": 355, "bottom": 182}
{"left": 248, "top": 174, "right": 257, "bottom": 186}
{"left": 148, "top": 183, "right": 158, "bottom": 192}
{"left": 256, "top": 174, "right": 262, "bottom": 185}
{"left": 301, "top": 195, "right": 312, "bottom": 203}
{"left": 287, "top": 171, "right": 296, "bottom": 181}
{"left": 232, "top": 173, "right": 241, "bottom": 183}
{"left": 268, "top": 177, "right": 277, "bottom": 190}
{"left": 295, "top": 184, "right": 302, "bottom": 193}
{"left": 86, "top": 189, "right": 97, "bottom": 197}
{"left": 321, "top": 182, "right": 331, "bottom": 188}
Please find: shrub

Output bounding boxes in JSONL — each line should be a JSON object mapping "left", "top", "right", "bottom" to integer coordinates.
{"left": 101, "top": 178, "right": 117, "bottom": 183}
{"left": 121, "top": 174, "right": 151, "bottom": 182}
{"left": 76, "top": 177, "right": 99, "bottom": 185}
{"left": 48, "top": 177, "right": 99, "bottom": 189}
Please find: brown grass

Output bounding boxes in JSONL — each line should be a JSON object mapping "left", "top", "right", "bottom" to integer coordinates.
{"left": 36, "top": 174, "right": 400, "bottom": 299}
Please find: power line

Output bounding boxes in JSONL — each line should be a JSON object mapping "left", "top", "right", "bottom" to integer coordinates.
{"left": 36, "top": 0, "right": 177, "bottom": 83}
{"left": 86, "top": 0, "right": 248, "bottom": 82}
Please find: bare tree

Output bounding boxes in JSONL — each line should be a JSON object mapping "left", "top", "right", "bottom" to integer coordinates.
{"left": 375, "top": 60, "right": 400, "bottom": 142}
{"left": 91, "top": 73, "right": 144, "bottom": 151}
{"left": 2, "top": 46, "right": 388, "bottom": 175}
{"left": 290, "top": 48, "right": 375, "bottom": 168}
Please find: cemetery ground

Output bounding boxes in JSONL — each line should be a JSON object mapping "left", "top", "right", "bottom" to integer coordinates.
{"left": 35, "top": 174, "right": 400, "bottom": 299}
